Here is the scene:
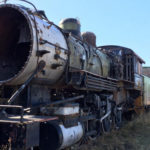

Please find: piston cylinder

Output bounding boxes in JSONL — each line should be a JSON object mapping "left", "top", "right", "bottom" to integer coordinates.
{"left": 40, "top": 122, "right": 84, "bottom": 150}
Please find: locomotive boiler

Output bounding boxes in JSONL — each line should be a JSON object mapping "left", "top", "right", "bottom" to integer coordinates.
{"left": 0, "top": 1, "right": 149, "bottom": 150}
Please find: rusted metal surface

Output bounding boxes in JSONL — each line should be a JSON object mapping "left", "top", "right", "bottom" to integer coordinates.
{"left": 68, "top": 36, "right": 86, "bottom": 70}
{"left": 68, "top": 36, "right": 111, "bottom": 77}
{"left": 5, "top": 60, "right": 46, "bottom": 107}
{"left": 134, "top": 96, "right": 145, "bottom": 114}
{"left": 0, "top": 115, "right": 58, "bottom": 149}
{"left": 0, "top": 4, "right": 68, "bottom": 85}
{"left": 134, "top": 73, "right": 143, "bottom": 90}
{"left": 143, "top": 67, "right": 150, "bottom": 77}
{"left": 68, "top": 70, "right": 118, "bottom": 91}
{"left": 0, "top": 122, "right": 38, "bottom": 149}
{"left": 95, "top": 49, "right": 111, "bottom": 77}
{"left": 114, "top": 81, "right": 127, "bottom": 105}
{"left": 99, "top": 45, "right": 145, "bottom": 64}
{"left": 82, "top": 32, "right": 96, "bottom": 47}
{"left": 85, "top": 73, "right": 117, "bottom": 91}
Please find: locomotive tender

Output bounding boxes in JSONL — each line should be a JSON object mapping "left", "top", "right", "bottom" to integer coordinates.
{"left": 0, "top": 1, "right": 149, "bottom": 150}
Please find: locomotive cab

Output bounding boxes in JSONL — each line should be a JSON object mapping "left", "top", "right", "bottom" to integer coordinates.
{"left": 98, "top": 45, "right": 145, "bottom": 90}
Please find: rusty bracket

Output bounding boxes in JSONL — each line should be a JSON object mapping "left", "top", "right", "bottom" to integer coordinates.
{"left": 36, "top": 50, "right": 50, "bottom": 57}
{"left": 39, "top": 39, "right": 68, "bottom": 52}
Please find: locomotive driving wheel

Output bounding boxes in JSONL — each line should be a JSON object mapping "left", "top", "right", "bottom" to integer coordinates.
{"left": 88, "top": 120, "right": 101, "bottom": 140}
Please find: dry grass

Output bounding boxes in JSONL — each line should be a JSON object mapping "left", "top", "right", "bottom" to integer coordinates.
{"left": 78, "top": 113, "right": 150, "bottom": 150}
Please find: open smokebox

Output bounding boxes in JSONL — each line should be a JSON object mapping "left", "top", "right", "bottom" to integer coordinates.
{"left": 0, "top": 6, "right": 32, "bottom": 82}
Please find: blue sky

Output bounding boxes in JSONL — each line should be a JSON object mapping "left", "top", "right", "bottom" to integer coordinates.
{"left": 12, "top": 0, "right": 150, "bottom": 66}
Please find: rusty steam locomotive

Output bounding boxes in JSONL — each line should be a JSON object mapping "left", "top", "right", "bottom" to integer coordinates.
{"left": 0, "top": 1, "right": 149, "bottom": 150}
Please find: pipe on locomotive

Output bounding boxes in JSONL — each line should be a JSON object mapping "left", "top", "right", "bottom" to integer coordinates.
{"left": 0, "top": 4, "right": 68, "bottom": 85}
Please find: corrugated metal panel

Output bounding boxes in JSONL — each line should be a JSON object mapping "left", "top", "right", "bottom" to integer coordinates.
{"left": 143, "top": 75, "right": 150, "bottom": 105}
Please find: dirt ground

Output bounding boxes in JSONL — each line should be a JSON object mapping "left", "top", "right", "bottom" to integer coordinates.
{"left": 79, "top": 113, "right": 150, "bottom": 150}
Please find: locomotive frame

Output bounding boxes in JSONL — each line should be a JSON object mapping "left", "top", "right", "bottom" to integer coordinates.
{"left": 0, "top": 1, "right": 149, "bottom": 150}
